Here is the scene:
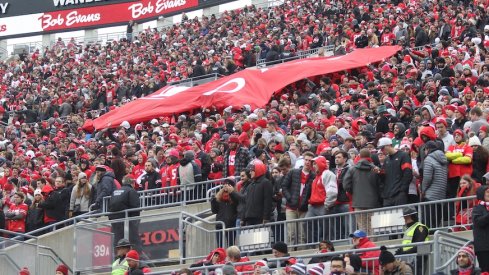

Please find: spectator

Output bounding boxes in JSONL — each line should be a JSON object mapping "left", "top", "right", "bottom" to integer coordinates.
{"left": 108, "top": 176, "right": 142, "bottom": 252}
{"left": 435, "top": 118, "right": 455, "bottom": 151}
{"left": 91, "top": 165, "right": 117, "bottom": 211}
{"left": 421, "top": 141, "right": 448, "bottom": 229}
{"left": 223, "top": 135, "right": 250, "bottom": 178}
{"left": 306, "top": 155, "right": 337, "bottom": 243}
{"left": 178, "top": 150, "right": 202, "bottom": 199}
{"left": 379, "top": 246, "right": 413, "bottom": 275}
{"left": 211, "top": 179, "right": 238, "bottom": 247}
{"left": 344, "top": 148, "right": 382, "bottom": 236}
{"left": 190, "top": 248, "right": 227, "bottom": 271}
{"left": 449, "top": 246, "right": 480, "bottom": 275}
{"left": 243, "top": 160, "right": 272, "bottom": 226}
{"left": 68, "top": 172, "right": 92, "bottom": 217}
{"left": 469, "top": 136, "right": 489, "bottom": 183}
{"left": 454, "top": 175, "right": 480, "bottom": 231}
{"left": 126, "top": 20, "right": 135, "bottom": 42}
{"left": 230, "top": 169, "right": 251, "bottom": 227}
{"left": 38, "top": 177, "right": 69, "bottom": 229}
{"left": 18, "top": 267, "right": 30, "bottom": 275}
{"left": 329, "top": 256, "right": 348, "bottom": 275}
{"left": 55, "top": 264, "right": 69, "bottom": 275}
{"left": 125, "top": 249, "right": 151, "bottom": 274}
{"left": 349, "top": 229, "right": 380, "bottom": 274}
{"left": 5, "top": 192, "right": 28, "bottom": 237}
{"left": 308, "top": 240, "right": 335, "bottom": 264}
{"left": 446, "top": 130, "right": 473, "bottom": 199}
{"left": 140, "top": 160, "right": 162, "bottom": 205}
{"left": 110, "top": 147, "right": 126, "bottom": 185}
{"left": 378, "top": 137, "right": 413, "bottom": 206}
{"left": 226, "top": 246, "right": 253, "bottom": 274}
{"left": 469, "top": 107, "right": 489, "bottom": 134}
{"left": 26, "top": 189, "right": 44, "bottom": 234}
{"left": 281, "top": 151, "right": 315, "bottom": 246}
{"left": 331, "top": 150, "right": 351, "bottom": 239}
{"left": 472, "top": 185, "right": 489, "bottom": 272}
{"left": 270, "top": 241, "right": 290, "bottom": 268}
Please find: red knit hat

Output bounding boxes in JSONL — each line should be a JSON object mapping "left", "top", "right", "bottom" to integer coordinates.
{"left": 126, "top": 249, "right": 140, "bottom": 261}
{"left": 19, "top": 267, "right": 30, "bottom": 275}
{"left": 242, "top": 122, "right": 251, "bottom": 132}
{"left": 228, "top": 134, "right": 240, "bottom": 144}
{"left": 56, "top": 264, "right": 68, "bottom": 275}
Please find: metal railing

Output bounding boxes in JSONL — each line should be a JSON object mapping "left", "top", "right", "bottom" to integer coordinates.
{"left": 180, "top": 195, "right": 476, "bottom": 262}
{"left": 434, "top": 231, "right": 474, "bottom": 274}
{"left": 169, "top": 73, "right": 223, "bottom": 87}
{"left": 164, "top": 242, "right": 436, "bottom": 275}
{"left": 101, "top": 177, "right": 236, "bottom": 212}
{"left": 256, "top": 45, "right": 335, "bottom": 67}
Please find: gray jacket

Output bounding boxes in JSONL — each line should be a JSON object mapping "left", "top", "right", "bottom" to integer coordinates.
{"left": 343, "top": 159, "right": 382, "bottom": 209}
{"left": 421, "top": 150, "right": 448, "bottom": 201}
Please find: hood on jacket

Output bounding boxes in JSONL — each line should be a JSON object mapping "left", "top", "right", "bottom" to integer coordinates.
{"left": 476, "top": 185, "right": 489, "bottom": 201}
{"left": 420, "top": 126, "right": 437, "bottom": 141}
{"left": 355, "top": 158, "right": 374, "bottom": 170}
{"left": 139, "top": 152, "right": 148, "bottom": 165}
{"left": 394, "top": 122, "right": 406, "bottom": 139}
{"left": 421, "top": 105, "right": 436, "bottom": 120}
{"left": 41, "top": 184, "right": 54, "bottom": 195}
{"left": 427, "top": 150, "right": 448, "bottom": 165}
{"left": 286, "top": 151, "right": 297, "bottom": 167}
{"left": 205, "top": 247, "right": 227, "bottom": 263}
{"left": 249, "top": 159, "right": 267, "bottom": 178}
{"left": 313, "top": 156, "right": 329, "bottom": 174}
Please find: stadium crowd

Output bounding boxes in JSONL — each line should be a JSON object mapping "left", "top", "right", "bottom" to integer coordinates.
{"left": 2, "top": 0, "right": 489, "bottom": 274}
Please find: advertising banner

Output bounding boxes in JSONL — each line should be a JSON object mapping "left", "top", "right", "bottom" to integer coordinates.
{"left": 0, "top": 0, "right": 235, "bottom": 38}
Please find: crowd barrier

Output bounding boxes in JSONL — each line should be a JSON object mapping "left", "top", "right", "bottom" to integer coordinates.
{"left": 101, "top": 177, "right": 235, "bottom": 212}
{"left": 256, "top": 45, "right": 335, "bottom": 67}
{"left": 180, "top": 195, "right": 476, "bottom": 262}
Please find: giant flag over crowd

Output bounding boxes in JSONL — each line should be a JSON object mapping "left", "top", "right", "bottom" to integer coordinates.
{"left": 92, "top": 46, "right": 401, "bottom": 130}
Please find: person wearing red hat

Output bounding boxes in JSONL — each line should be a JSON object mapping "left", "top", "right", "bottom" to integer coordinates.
{"left": 479, "top": 125, "right": 489, "bottom": 152}
{"left": 223, "top": 134, "right": 250, "bottom": 178}
{"left": 452, "top": 106, "right": 468, "bottom": 131}
{"left": 191, "top": 138, "right": 211, "bottom": 181}
{"left": 18, "top": 267, "right": 30, "bottom": 275}
{"left": 306, "top": 156, "right": 337, "bottom": 244}
{"left": 435, "top": 118, "right": 456, "bottom": 151}
{"left": 55, "top": 264, "right": 69, "bottom": 275}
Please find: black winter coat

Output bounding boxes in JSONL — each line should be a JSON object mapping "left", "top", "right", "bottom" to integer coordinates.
{"left": 26, "top": 206, "right": 44, "bottom": 232}
{"left": 211, "top": 191, "right": 237, "bottom": 227}
{"left": 473, "top": 185, "right": 489, "bottom": 253}
{"left": 244, "top": 175, "right": 273, "bottom": 221}
{"left": 108, "top": 184, "right": 140, "bottom": 220}
{"left": 38, "top": 187, "right": 70, "bottom": 221}
{"left": 92, "top": 171, "right": 116, "bottom": 209}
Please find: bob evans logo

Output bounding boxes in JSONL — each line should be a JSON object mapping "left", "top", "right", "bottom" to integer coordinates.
{"left": 40, "top": 10, "right": 101, "bottom": 29}
{"left": 128, "top": 0, "right": 187, "bottom": 19}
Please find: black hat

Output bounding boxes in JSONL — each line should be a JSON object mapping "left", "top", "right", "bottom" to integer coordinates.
{"left": 115, "top": 238, "right": 132, "bottom": 248}
{"left": 379, "top": 246, "right": 396, "bottom": 266}
{"left": 272, "top": 242, "right": 288, "bottom": 254}
{"left": 401, "top": 206, "right": 418, "bottom": 217}
{"left": 95, "top": 165, "right": 107, "bottom": 172}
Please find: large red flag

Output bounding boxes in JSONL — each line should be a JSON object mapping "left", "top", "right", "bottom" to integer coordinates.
{"left": 93, "top": 46, "right": 400, "bottom": 129}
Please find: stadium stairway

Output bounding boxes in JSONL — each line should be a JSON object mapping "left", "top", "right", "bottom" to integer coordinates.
{"left": 0, "top": 201, "right": 210, "bottom": 274}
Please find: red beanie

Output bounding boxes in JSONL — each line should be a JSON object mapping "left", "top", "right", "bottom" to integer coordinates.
{"left": 256, "top": 119, "right": 267, "bottom": 129}
{"left": 56, "top": 264, "right": 68, "bottom": 275}
{"left": 19, "top": 267, "right": 30, "bottom": 275}
{"left": 126, "top": 249, "right": 140, "bottom": 261}
{"left": 242, "top": 122, "right": 251, "bottom": 132}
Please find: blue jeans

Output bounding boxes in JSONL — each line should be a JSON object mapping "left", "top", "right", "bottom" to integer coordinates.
{"left": 330, "top": 204, "right": 350, "bottom": 240}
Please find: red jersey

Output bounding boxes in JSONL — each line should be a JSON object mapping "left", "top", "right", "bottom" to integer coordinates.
{"left": 164, "top": 163, "right": 180, "bottom": 187}
{"left": 7, "top": 203, "right": 28, "bottom": 233}
{"left": 447, "top": 143, "right": 473, "bottom": 178}
{"left": 228, "top": 150, "right": 236, "bottom": 176}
